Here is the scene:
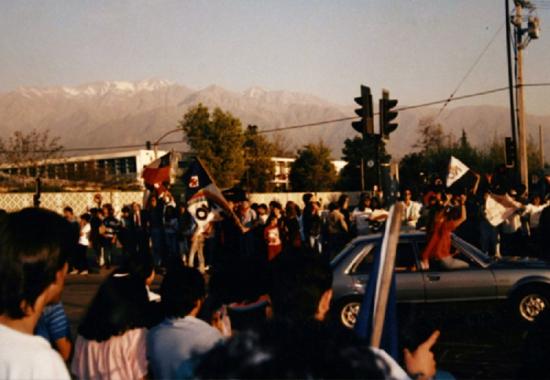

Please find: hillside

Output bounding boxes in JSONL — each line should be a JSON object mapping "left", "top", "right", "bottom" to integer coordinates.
{"left": 1, "top": 79, "right": 549, "bottom": 161}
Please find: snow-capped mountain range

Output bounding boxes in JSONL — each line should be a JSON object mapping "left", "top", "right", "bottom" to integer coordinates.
{"left": 1, "top": 79, "right": 549, "bottom": 160}
{"left": 17, "top": 79, "right": 175, "bottom": 98}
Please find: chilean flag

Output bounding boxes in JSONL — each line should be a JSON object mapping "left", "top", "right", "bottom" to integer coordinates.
{"left": 142, "top": 153, "right": 171, "bottom": 187}
{"left": 182, "top": 158, "right": 245, "bottom": 233}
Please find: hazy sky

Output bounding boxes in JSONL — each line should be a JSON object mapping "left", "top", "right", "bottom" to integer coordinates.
{"left": 1, "top": 0, "right": 549, "bottom": 114}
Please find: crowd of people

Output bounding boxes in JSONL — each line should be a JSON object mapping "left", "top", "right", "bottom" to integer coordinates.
{"left": 57, "top": 172, "right": 550, "bottom": 281}
{"left": 54, "top": 188, "right": 409, "bottom": 278}
{"left": 0, "top": 207, "right": 440, "bottom": 379}
{"left": 3, "top": 168, "right": 550, "bottom": 379}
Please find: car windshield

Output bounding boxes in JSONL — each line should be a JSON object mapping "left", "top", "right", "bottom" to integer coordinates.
{"left": 451, "top": 234, "right": 492, "bottom": 267}
{"left": 330, "top": 240, "right": 360, "bottom": 268}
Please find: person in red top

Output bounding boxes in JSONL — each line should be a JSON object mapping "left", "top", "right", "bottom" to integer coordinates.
{"left": 421, "top": 194, "right": 469, "bottom": 270}
{"left": 264, "top": 216, "right": 283, "bottom": 261}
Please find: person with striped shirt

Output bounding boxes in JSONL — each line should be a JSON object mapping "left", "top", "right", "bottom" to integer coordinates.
{"left": 35, "top": 302, "right": 72, "bottom": 362}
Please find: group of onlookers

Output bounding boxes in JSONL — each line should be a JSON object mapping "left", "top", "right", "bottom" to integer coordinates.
{"left": 0, "top": 207, "right": 440, "bottom": 379}
{"left": 413, "top": 174, "right": 550, "bottom": 260}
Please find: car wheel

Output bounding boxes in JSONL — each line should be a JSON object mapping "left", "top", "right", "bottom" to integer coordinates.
{"left": 514, "top": 286, "right": 550, "bottom": 323}
{"left": 338, "top": 298, "right": 362, "bottom": 329}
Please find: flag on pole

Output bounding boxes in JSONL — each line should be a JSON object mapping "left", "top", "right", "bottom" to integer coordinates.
{"left": 354, "top": 204, "right": 403, "bottom": 360}
{"left": 485, "top": 193, "right": 521, "bottom": 226}
{"left": 182, "top": 158, "right": 244, "bottom": 233}
{"left": 142, "top": 152, "right": 172, "bottom": 188}
{"left": 446, "top": 156, "right": 469, "bottom": 187}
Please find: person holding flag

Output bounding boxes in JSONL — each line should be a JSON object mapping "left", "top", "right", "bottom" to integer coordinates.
{"left": 420, "top": 194, "right": 469, "bottom": 271}
{"left": 181, "top": 158, "right": 245, "bottom": 271}
{"left": 142, "top": 152, "right": 172, "bottom": 195}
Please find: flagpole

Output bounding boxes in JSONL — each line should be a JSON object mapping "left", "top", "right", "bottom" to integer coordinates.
{"left": 194, "top": 156, "right": 247, "bottom": 233}
{"left": 370, "top": 203, "right": 403, "bottom": 348}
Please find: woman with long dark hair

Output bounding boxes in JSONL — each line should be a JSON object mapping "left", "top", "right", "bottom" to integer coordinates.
{"left": 71, "top": 274, "right": 151, "bottom": 379}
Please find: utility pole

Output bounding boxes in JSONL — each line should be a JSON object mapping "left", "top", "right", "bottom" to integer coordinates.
{"left": 515, "top": 1, "right": 528, "bottom": 190}
{"left": 505, "top": 0, "right": 518, "bottom": 173}
{"left": 511, "top": 0, "right": 541, "bottom": 191}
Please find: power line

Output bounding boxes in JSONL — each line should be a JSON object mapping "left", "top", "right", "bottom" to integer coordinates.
{"left": 3, "top": 82, "right": 550, "bottom": 154}
{"left": 435, "top": 23, "right": 505, "bottom": 118}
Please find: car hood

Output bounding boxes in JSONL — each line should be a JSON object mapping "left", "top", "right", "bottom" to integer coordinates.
{"left": 489, "top": 256, "right": 550, "bottom": 269}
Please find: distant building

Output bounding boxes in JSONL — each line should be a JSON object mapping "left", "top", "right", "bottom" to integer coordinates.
{"left": 271, "top": 157, "right": 346, "bottom": 190}
{"left": 0, "top": 149, "right": 167, "bottom": 186}
{"left": 1, "top": 151, "right": 346, "bottom": 191}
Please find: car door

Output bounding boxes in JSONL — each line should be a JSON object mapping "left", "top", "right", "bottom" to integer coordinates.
{"left": 419, "top": 239, "right": 497, "bottom": 302}
{"left": 349, "top": 239, "right": 425, "bottom": 303}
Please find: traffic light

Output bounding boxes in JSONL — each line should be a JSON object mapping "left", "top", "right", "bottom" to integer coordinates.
{"left": 505, "top": 137, "right": 516, "bottom": 167}
{"left": 146, "top": 141, "right": 152, "bottom": 150}
{"left": 528, "top": 16, "right": 541, "bottom": 39}
{"left": 380, "top": 89, "right": 398, "bottom": 139}
{"left": 351, "top": 85, "right": 374, "bottom": 136}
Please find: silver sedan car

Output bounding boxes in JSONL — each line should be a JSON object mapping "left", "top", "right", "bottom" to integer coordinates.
{"left": 331, "top": 231, "right": 550, "bottom": 328}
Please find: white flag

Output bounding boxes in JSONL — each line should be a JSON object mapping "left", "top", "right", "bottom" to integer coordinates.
{"left": 484, "top": 193, "right": 521, "bottom": 227}
{"left": 446, "top": 156, "right": 469, "bottom": 187}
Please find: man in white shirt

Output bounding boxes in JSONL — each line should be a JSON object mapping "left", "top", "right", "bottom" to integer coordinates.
{"left": 351, "top": 193, "right": 373, "bottom": 236}
{"left": 0, "top": 208, "right": 77, "bottom": 379}
{"left": 401, "top": 189, "right": 422, "bottom": 230}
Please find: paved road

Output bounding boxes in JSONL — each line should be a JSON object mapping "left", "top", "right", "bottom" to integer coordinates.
{"left": 62, "top": 271, "right": 110, "bottom": 338}
{"left": 62, "top": 272, "right": 525, "bottom": 379}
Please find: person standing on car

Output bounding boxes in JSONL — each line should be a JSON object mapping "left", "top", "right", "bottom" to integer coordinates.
{"left": 421, "top": 194, "right": 469, "bottom": 270}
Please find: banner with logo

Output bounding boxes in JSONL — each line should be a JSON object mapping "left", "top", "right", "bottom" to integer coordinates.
{"left": 182, "top": 158, "right": 244, "bottom": 233}
{"left": 446, "top": 156, "right": 469, "bottom": 187}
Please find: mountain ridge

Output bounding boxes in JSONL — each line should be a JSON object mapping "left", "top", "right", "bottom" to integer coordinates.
{"left": 1, "top": 79, "right": 549, "bottom": 161}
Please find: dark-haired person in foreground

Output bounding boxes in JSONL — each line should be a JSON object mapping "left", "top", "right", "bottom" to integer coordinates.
{"left": 71, "top": 273, "right": 151, "bottom": 379}
{"left": 0, "top": 208, "right": 77, "bottom": 379}
{"left": 197, "top": 253, "right": 439, "bottom": 380}
{"left": 147, "top": 264, "right": 223, "bottom": 379}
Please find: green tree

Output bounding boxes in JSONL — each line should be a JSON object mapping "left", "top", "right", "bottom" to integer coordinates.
{"left": 289, "top": 142, "right": 336, "bottom": 191}
{"left": 179, "top": 104, "right": 245, "bottom": 188}
{"left": 241, "top": 125, "right": 276, "bottom": 192}
{"left": 479, "top": 136, "right": 505, "bottom": 173}
{"left": 337, "top": 136, "right": 390, "bottom": 191}
{"left": 414, "top": 117, "right": 447, "bottom": 153}
{"left": 398, "top": 152, "right": 428, "bottom": 194}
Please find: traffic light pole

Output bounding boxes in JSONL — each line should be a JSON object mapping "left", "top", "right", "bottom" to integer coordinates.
{"left": 375, "top": 134, "right": 381, "bottom": 193}
{"left": 351, "top": 85, "right": 375, "bottom": 192}
{"left": 360, "top": 158, "right": 365, "bottom": 192}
